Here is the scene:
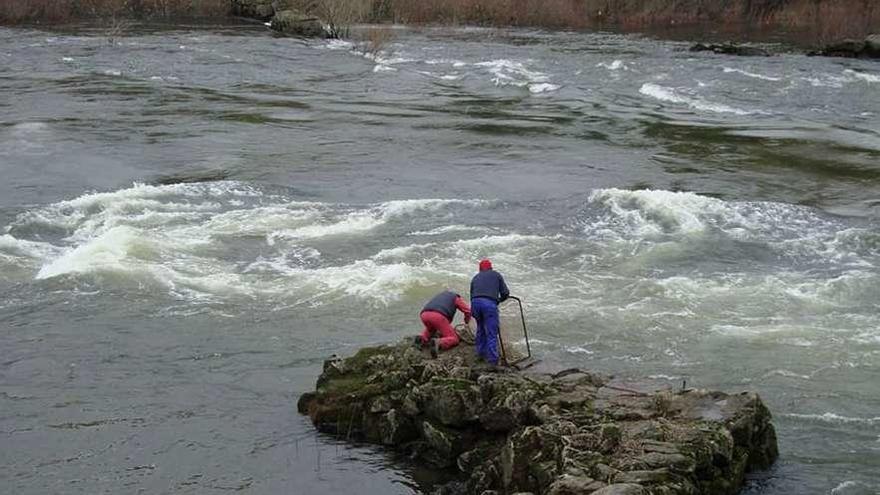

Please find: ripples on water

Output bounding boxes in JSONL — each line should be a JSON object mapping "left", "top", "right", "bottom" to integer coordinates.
{"left": 0, "top": 22, "right": 879, "bottom": 494}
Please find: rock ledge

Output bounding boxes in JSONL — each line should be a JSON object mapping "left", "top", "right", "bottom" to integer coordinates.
{"left": 298, "top": 341, "right": 778, "bottom": 495}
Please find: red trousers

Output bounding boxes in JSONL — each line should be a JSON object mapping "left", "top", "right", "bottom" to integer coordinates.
{"left": 419, "top": 310, "right": 460, "bottom": 350}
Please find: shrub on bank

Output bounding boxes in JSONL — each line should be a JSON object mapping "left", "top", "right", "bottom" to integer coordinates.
{"left": 1, "top": 0, "right": 877, "bottom": 44}
{"left": 0, "top": 0, "right": 231, "bottom": 23}
{"left": 382, "top": 0, "right": 588, "bottom": 29}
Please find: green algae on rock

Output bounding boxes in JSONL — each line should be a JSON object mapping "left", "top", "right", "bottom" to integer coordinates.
{"left": 297, "top": 341, "right": 778, "bottom": 495}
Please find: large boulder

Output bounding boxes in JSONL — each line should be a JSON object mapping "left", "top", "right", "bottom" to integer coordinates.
{"left": 820, "top": 38, "right": 866, "bottom": 57}
{"left": 865, "top": 34, "right": 880, "bottom": 57}
{"left": 231, "top": 0, "right": 275, "bottom": 20}
{"left": 298, "top": 341, "right": 779, "bottom": 494}
{"left": 270, "top": 9, "right": 326, "bottom": 38}
{"left": 810, "top": 35, "right": 880, "bottom": 59}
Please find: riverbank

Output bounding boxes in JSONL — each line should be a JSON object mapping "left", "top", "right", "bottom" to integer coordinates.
{"left": 2, "top": 0, "right": 879, "bottom": 46}
{"left": 0, "top": 0, "right": 230, "bottom": 23}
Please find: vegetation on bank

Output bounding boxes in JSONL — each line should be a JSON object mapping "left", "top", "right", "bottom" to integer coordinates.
{"left": 0, "top": 0, "right": 229, "bottom": 23}
{"left": 1, "top": 0, "right": 878, "bottom": 43}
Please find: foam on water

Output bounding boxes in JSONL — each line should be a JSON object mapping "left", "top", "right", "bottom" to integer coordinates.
{"left": 36, "top": 225, "right": 159, "bottom": 280}
{"left": 529, "top": 83, "right": 560, "bottom": 94}
{"left": 270, "top": 209, "right": 386, "bottom": 241}
{"left": 425, "top": 58, "right": 467, "bottom": 67}
{"left": 371, "top": 234, "right": 550, "bottom": 265}
{"left": 270, "top": 198, "right": 488, "bottom": 241}
{"left": 474, "top": 59, "right": 556, "bottom": 93}
{"left": 0, "top": 233, "right": 59, "bottom": 260}
{"left": 785, "top": 412, "right": 880, "bottom": 426}
{"left": 571, "top": 190, "right": 880, "bottom": 341}
{"left": 722, "top": 67, "right": 781, "bottom": 82}
{"left": 597, "top": 60, "right": 626, "bottom": 71}
{"left": 830, "top": 481, "right": 875, "bottom": 495}
{"left": 639, "top": 83, "right": 753, "bottom": 115}
{"left": 6, "top": 183, "right": 880, "bottom": 333}
{"left": 844, "top": 69, "right": 880, "bottom": 84}
{"left": 320, "top": 39, "right": 355, "bottom": 51}
{"left": 583, "top": 188, "right": 877, "bottom": 265}
{"left": 565, "top": 346, "right": 594, "bottom": 355}
{"left": 762, "top": 369, "right": 813, "bottom": 380}
{"left": 316, "top": 42, "right": 558, "bottom": 94}
{"left": 273, "top": 260, "right": 454, "bottom": 306}
{"left": 801, "top": 73, "right": 851, "bottom": 88}
{"left": 7, "top": 183, "right": 502, "bottom": 302}
{"left": 8, "top": 122, "right": 50, "bottom": 136}
{"left": 587, "top": 188, "right": 732, "bottom": 236}
{"left": 648, "top": 374, "right": 682, "bottom": 380}
{"left": 409, "top": 225, "right": 486, "bottom": 236}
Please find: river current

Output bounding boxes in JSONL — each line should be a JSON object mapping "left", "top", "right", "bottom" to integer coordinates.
{"left": 1, "top": 22, "right": 879, "bottom": 494}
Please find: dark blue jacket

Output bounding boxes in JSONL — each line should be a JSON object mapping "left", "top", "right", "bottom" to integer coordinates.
{"left": 470, "top": 269, "right": 510, "bottom": 303}
{"left": 422, "top": 290, "right": 470, "bottom": 322}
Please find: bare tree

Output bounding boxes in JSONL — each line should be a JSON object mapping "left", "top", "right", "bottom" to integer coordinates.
{"left": 318, "top": 0, "right": 371, "bottom": 38}
{"left": 357, "top": 25, "right": 394, "bottom": 56}
{"left": 284, "top": 0, "right": 371, "bottom": 38}
{"left": 105, "top": 13, "right": 131, "bottom": 44}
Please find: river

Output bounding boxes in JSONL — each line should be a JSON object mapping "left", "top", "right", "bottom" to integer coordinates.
{"left": 1, "top": 21, "right": 879, "bottom": 494}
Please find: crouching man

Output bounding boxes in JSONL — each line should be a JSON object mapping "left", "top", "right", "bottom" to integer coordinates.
{"left": 415, "top": 290, "right": 471, "bottom": 358}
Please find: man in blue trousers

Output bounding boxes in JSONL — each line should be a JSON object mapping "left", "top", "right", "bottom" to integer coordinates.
{"left": 470, "top": 258, "right": 510, "bottom": 365}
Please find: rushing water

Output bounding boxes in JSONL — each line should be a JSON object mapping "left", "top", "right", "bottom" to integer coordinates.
{"left": 1, "top": 21, "right": 879, "bottom": 494}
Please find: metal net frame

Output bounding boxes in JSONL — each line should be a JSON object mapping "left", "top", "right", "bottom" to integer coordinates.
{"left": 497, "top": 296, "right": 532, "bottom": 367}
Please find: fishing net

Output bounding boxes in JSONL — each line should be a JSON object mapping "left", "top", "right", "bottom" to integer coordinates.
{"left": 497, "top": 298, "right": 527, "bottom": 365}
{"left": 456, "top": 298, "right": 529, "bottom": 365}
{"left": 455, "top": 321, "right": 476, "bottom": 345}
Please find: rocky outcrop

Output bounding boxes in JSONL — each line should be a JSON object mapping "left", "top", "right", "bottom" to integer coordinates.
{"left": 231, "top": 0, "right": 276, "bottom": 20}
{"left": 231, "top": 0, "right": 327, "bottom": 38}
{"left": 689, "top": 43, "right": 771, "bottom": 57}
{"left": 270, "top": 9, "right": 325, "bottom": 37}
{"left": 298, "top": 341, "right": 779, "bottom": 495}
{"left": 809, "top": 34, "right": 880, "bottom": 59}
{"left": 868, "top": 35, "right": 880, "bottom": 57}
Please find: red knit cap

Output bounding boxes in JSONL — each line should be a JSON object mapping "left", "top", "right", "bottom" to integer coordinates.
{"left": 479, "top": 259, "right": 492, "bottom": 271}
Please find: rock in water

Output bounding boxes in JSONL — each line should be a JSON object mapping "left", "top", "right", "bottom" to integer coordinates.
{"left": 810, "top": 35, "right": 880, "bottom": 59}
{"left": 689, "top": 43, "right": 771, "bottom": 57}
{"left": 270, "top": 10, "right": 326, "bottom": 38}
{"left": 297, "top": 341, "right": 779, "bottom": 494}
{"left": 865, "top": 34, "right": 880, "bottom": 57}
{"left": 819, "top": 39, "right": 866, "bottom": 58}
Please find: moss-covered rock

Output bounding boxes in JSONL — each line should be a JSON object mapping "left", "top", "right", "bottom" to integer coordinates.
{"left": 297, "top": 339, "right": 778, "bottom": 494}
{"left": 270, "top": 9, "right": 325, "bottom": 38}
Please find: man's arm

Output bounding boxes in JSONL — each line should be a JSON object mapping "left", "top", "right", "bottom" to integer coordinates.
{"left": 454, "top": 295, "right": 471, "bottom": 323}
{"left": 498, "top": 274, "right": 510, "bottom": 302}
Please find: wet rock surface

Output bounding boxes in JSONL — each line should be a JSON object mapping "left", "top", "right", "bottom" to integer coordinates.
{"left": 810, "top": 34, "right": 880, "bottom": 58}
{"left": 298, "top": 341, "right": 779, "bottom": 495}
{"left": 270, "top": 9, "right": 325, "bottom": 38}
{"left": 689, "top": 43, "right": 772, "bottom": 57}
{"left": 232, "top": 0, "right": 328, "bottom": 37}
